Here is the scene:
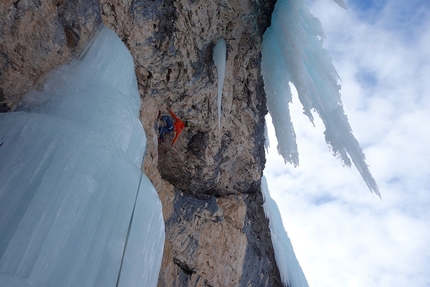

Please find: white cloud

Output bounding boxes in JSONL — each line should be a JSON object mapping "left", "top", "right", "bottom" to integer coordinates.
{"left": 265, "top": 0, "right": 430, "bottom": 286}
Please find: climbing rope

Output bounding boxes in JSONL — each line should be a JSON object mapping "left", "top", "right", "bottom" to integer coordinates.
{"left": 115, "top": 169, "right": 145, "bottom": 287}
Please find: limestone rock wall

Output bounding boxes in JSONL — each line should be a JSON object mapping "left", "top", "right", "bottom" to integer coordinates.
{"left": 0, "top": 0, "right": 101, "bottom": 110}
{"left": 0, "top": 0, "right": 283, "bottom": 286}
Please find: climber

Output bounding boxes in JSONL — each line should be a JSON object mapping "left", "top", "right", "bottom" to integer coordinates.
{"left": 158, "top": 109, "right": 189, "bottom": 146}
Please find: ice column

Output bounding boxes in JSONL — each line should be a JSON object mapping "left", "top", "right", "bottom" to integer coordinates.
{"left": 0, "top": 26, "right": 164, "bottom": 287}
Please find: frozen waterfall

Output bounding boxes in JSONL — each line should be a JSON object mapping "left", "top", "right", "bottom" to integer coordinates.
{"left": 0, "top": 26, "right": 164, "bottom": 287}
{"left": 262, "top": 177, "right": 309, "bottom": 287}
{"left": 262, "top": 0, "right": 380, "bottom": 197}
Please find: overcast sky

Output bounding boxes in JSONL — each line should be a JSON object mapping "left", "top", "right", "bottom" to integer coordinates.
{"left": 264, "top": 0, "right": 430, "bottom": 286}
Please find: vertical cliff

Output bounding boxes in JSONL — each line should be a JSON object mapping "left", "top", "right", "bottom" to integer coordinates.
{"left": 0, "top": 0, "right": 283, "bottom": 285}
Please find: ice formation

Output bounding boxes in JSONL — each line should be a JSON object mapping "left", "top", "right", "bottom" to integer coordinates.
{"left": 264, "top": 121, "right": 271, "bottom": 152}
{"left": 0, "top": 26, "right": 164, "bottom": 287}
{"left": 332, "top": 0, "right": 347, "bottom": 9}
{"left": 262, "top": 0, "right": 380, "bottom": 197}
{"left": 212, "top": 38, "right": 226, "bottom": 131}
{"left": 261, "top": 35, "right": 298, "bottom": 166}
{"left": 261, "top": 176, "right": 309, "bottom": 287}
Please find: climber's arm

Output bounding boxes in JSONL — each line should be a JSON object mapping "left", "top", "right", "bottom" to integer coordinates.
{"left": 171, "top": 129, "right": 182, "bottom": 146}
{"left": 168, "top": 109, "right": 180, "bottom": 122}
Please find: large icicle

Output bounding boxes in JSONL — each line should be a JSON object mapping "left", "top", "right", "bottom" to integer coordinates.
{"left": 261, "top": 176, "right": 309, "bottom": 287}
{"left": 262, "top": 29, "right": 298, "bottom": 166}
{"left": 262, "top": 0, "right": 380, "bottom": 196}
{"left": 0, "top": 26, "right": 164, "bottom": 287}
{"left": 213, "top": 38, "right": 226, "bottom": 131}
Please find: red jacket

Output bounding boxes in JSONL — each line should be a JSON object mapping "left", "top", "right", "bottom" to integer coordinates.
{"left": 169, "top": 109, "right": 185, "bottom": 146}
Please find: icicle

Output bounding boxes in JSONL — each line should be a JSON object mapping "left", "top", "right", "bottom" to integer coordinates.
{"left": 262, "top": 29, "right": 299, "bottom": 166}
{"left": 264, "top": 120, "right": 270, "bottom": 153}
{"left": 332, "top": 0, "right": 347, "bottom": 10}
{"left": 213, "top": 38, "right": 226, "bottom": 131}
{"left": 262, "top": 0, "right": 379, "bottom": 196}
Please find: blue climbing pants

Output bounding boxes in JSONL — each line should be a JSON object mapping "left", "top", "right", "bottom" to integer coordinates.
{"left": 159, "top": 115, "right": 174, "bottom": 140}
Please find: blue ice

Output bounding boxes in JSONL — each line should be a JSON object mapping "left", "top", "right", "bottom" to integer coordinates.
{"left": 0, "top": 26, "right": 164, "bottom": 287}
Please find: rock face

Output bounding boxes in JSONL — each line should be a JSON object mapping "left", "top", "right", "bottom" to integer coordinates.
{"left": 0, "top": 0, "right": 283, "bottom": 286}
{"left": 0, "top": 0, "right": 101, "bottom": 110}
{"left": 159, "top": 192, "right": 281, "bottom": 286}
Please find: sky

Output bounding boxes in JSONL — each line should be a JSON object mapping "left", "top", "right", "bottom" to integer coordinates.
{"left": 264, "top": 0, "right": 430, "bottom": 286}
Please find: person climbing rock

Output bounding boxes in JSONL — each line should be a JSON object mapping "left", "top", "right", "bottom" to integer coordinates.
{"left": 158, "top": 109, "right": 189, "bottom": 146}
